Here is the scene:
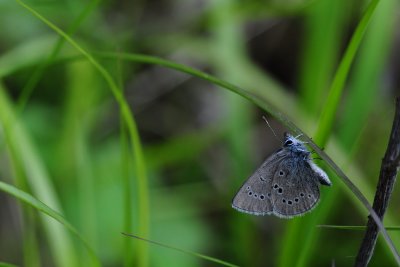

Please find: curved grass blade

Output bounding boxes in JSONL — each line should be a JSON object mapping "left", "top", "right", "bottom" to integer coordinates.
{"left": 0, "top": 181, "right": 100, "bottom": 266}
{"left": 318, "top": 225, "right": 400, "bottom": 231}
{"left": 17, "top": 0, "right": 101, "bottom": 111}
{"left": 13, "top": 1, "right": 151, "bottom": 266}
{"left": 314, "top": 0, "right": 381, "bottom": 145}
{"left": 94, "top": 51, "right": 400, "bottom": 264}
{"left": 122, "top": 233, "right": 240, "bottom": 267}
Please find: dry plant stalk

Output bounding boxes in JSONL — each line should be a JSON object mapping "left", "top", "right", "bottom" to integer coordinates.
{"left": 355, "top": 97, "right": 400, "bottom": 266}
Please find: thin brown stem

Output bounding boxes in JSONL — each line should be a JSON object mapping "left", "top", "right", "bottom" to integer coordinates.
{"left": 355, "top": 97, "right": 400, "bottom": 266}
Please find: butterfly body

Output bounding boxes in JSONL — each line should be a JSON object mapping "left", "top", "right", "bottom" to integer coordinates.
{"left": 232, "top": 133, "right": 331, "bottom": 218}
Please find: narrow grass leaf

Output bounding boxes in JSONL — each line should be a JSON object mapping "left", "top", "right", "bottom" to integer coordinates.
{"left": 0, "top": 262, "right": 18, "bottom": 267}
{"left": 338, "top": 0, "right": 397, "bottom": 147}
{"left": 122, "top": 233, "right": 240, "bottom": 267}
{"left": 116, "top": 57, "right": 135, "bottom": 267}
{"left": 62, "top": 61, "right": 100, "bottom": 265}
{"left": 0, "top": 181, "right": 100, "bottom": 266}
{"left": 315, "top": 0, "right": 381, "bottom": 145}
{"left": 318, "top": 225, "right": 400, "bottom": 231}
{"left": 17, "top": 0, "right": 100, "bottom": 111}
{"left": 209, "top": 2, "right": 256, "bottom": 265}
{"left": 299, "top": 0, "right": 350, "bottom": 114}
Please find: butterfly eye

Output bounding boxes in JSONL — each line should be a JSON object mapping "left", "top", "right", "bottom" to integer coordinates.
{"left": 284, "top": 140, "right": 293, "bottom": 146}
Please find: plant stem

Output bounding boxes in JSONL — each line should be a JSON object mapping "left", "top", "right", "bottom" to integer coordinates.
{"left": 355, "top": 97, "right": 400, "bottom": 266}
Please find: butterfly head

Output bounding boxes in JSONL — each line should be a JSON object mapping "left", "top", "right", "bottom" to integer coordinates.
{"left": 283, "top": 133, "right": 308, "bottom": 154}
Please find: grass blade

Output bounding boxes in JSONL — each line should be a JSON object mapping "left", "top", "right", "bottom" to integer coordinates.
{"left": 61, "top": 61, "right": 101, "bottom": 265}
{"left": 0, "top": 262, "right": 18, "bottom": 267}
{"left": 318, "top": 225, "right": 400, "bottom": 231}
{"left": 0, "top": 181, "right": 100, "bottom": 266}
{"left": 209, "top": 1, "right": 256, "bottom": 265}
{"left": 314, "top": 0, "right": 381, "bottom": 145}
{"left": 17, "top": 0, "right": 100, "bottom": 111}
{"left": 299, "top": 0, "right": 350, "bottom": 114}
{"left": 122, "top": 233, "right": 240, "bottom": 267}
{"left": 338, "top": 0, "right": 397, "bottom": 147}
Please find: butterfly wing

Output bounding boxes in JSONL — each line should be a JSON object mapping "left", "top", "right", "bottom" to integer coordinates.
{"left": 232, "top": 150, "right": 286, "bottom": 215}
{"left": 270, "top": 157, "right": 321, "bottom": 218}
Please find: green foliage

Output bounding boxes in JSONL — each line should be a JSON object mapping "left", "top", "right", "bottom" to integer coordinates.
{"left": 0, "top": 0, "right": 399, "bottom": 266}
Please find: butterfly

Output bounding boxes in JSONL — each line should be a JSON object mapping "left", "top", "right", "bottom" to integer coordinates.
{"left": 232, "top": 133, "right": 331, "bottom": 218}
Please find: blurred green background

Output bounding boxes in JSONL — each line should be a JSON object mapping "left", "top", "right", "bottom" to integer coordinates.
{"left": 0, "top": 0, "right": 399, "bottom": 266}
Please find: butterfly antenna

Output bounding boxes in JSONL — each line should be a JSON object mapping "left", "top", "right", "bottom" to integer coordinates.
{"left": 262, "top": 116, "right": 280, "bottom": 142}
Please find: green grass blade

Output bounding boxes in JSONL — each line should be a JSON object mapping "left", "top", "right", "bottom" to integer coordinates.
{"left": 314, "top": 0, "right": 380, "bottom": 145}
{"left": 13, "top": 1, "right": 151, "bottom": 266}
{"left": 116, "top": 56, "right": 135, "bottom": 267}
{"left": 299, "top": 0, "right": 350, "bottom": 115}
{"left": 209, "top": 2, "right": 258, "bottom": 265}
{"left": 121, "top": 118, "right": 135, "bottom": 267}
{"left": 0, "top": 83, "right": 78, "bottom": 266}
{"left": 17, "top": 0, "right": 100, "bottom": 111}
{"left": 0, "top": 262, "right": 18, "bottom": 267}
{"left": 61, "top": 61, "right": 100, "bottom": 265}
{"left": 0, "top": 181, "right": 100, "bottom": 266}
{"left": 122, "top": 233, "right": 240, "bottom": 267}
{"left": 318, "top": 225, "right": 400, "bottom": 231}
{"left": 338, "top": 0, "right": 397, "bottom": 148}
{"left": 22, "top": 208, "right": 41, "bottom": 267}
